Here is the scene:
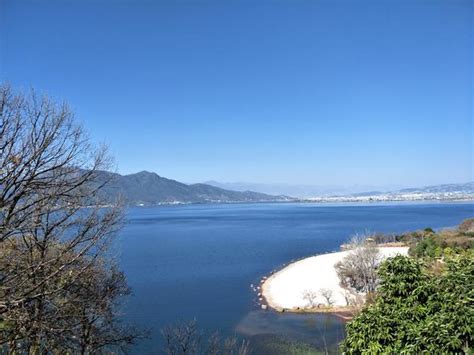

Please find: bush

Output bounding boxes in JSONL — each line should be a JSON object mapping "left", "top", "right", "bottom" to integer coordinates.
{"left": 409, "top": 235, "right": 439, "bottom": 258}
{"left": 342, "top": 255, "right": 474, "bottom": 354}
{"left": 408, "top": 228, "right": 474, "bottom": 258}
{"left": 458, "top": 218, "right": 474, "bottom": 234}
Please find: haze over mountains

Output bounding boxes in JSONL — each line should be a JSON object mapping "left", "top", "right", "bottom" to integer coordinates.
{"left": 397, "top": 182, "right": 474, "bottom": 195}
{"left": 204, "top": 181, "right": 406, "bottom": 199}
{"left": 205, "top": 181, "right": 474, "bottom": 201}
{"left": 309, "top": 182, "right": 474, "bottom": 202}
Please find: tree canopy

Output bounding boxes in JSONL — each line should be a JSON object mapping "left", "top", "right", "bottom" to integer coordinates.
{"left": 342, "top": 254, "right": 473, "bottom": 353}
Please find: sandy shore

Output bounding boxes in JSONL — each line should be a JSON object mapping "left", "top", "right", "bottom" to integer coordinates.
{"left": 261, "top": 247, "right": 408, "bottom": 311}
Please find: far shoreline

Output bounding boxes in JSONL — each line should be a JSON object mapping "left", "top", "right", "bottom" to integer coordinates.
{"left": 128, "top": 198, "right": 474, "bottom": 209}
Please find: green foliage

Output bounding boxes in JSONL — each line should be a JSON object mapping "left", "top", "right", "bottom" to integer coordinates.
{"left": 424, "top": 227, "right": 435, "bottom": 234}
{"left": 409, "top": 235, "right": 439, "bottom": 258}
{"left": 252, "top": 336, "right": 326, "bottom": 355}
{"left": 444, "top": 246, "right": 455, "bottom": 257}
{"left": 408, "top": 220, "right": 474, "bottom": 259}
{"left": 342, "top": 255, "right": 474, "bottom": 354}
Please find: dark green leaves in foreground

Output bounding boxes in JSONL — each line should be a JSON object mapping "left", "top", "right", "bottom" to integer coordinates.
{"left": 342, "top": 254, "right": 474, "bottom": 354}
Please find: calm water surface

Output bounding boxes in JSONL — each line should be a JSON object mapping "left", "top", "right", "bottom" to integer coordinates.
{"left": 116, "top": 202, "right": 474, "bottom": 353}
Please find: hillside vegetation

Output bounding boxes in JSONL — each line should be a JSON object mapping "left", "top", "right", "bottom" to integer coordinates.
{"left": 342, "top": 218, "right": 474, "bottom": 353}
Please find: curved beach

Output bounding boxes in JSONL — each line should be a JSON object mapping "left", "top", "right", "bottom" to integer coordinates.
{"left": 261, "top": 247, "right": 409, "bottom": 311}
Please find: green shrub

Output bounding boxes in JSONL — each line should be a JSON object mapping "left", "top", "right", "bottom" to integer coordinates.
{"left": 409, "top": 235, "right": 439, "bottom": 258}
{"left": 342, "top": 255, "right": 474, "bottom": 354}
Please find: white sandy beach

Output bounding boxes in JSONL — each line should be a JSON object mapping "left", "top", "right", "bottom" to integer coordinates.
{"left": 261, "top": 247, "right": 409, "bottom": 310}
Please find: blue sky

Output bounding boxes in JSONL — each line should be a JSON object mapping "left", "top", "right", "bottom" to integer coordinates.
{"left": 1, "top": 0, "right": 472, "bottom": 186}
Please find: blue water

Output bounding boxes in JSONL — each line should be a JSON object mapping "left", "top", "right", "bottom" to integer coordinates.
{"left": 116, "top": 202, "right": 473, "bottom": 352}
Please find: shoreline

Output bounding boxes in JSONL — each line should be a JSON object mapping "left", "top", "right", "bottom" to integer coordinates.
{"left": 130, "top": 199, "right": 474, "bottom": 208}
{"left": 259, "top": 246, "right": 409, "bottom": 314}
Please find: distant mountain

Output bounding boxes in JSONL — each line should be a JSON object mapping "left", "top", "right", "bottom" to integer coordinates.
{"left": 93, "top": 171, "right": 292, "bottom": 206}
{"left": 397, "top": 182, "right": 474, "bottom": 194}
{"left": 203, "top": 181, "right": 404, "bottom": 198}
{"left": 91, "top": 172, "right": 473, "bottom": 205}
{"left": 346, "top": 182, "right": 474, "bottom": 198}
{"left": 306, "top": 182, "right": 474, "bottom": 202}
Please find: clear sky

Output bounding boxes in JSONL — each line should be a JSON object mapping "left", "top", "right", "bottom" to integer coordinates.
{"left": 1, "top": 0, "right": 473, "bottom": 186}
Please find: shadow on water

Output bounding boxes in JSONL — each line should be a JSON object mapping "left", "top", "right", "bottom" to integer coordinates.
{"left": 236, "top": 310, "right": 345, "bottom": 354}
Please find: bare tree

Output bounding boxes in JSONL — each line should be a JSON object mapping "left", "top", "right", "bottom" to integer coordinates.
{"left": 302, "top": 289, "right": 318, "bottom": 308}
{"left": 162, "top": 320, "right": 250, "bottom": 355}
{"left": 335, "top": 236, "right": 381, "bottom": 293}
{"left": 319, "top": 288, "right": 335, "bottom": 306}
{"left": 207, "top": 332, "right": 250, "bottom": 355}
{"left": 0, "top": 84, "right": 139, "bottom": 352}
{"left": 161, "top": 319, "right": 202, "bottom": 355}
{"left": 348, "top": 230, "right": 375, "bottom": 248}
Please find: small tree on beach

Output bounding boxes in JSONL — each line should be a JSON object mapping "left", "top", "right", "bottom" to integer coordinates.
{"left": 302, "top": 289, "right": 318, "bottom": 308}
{"left": 347, "top": 231, "right": 374, "bottom": 248}
{"left": 335, "top": 239, "right": 381, "bottom": 293}
{"left": 319, "top": 288, "right": 335, "bottom": 306}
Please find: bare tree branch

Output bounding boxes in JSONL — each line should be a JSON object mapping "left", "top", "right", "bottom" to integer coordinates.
{"left": 0, "top": 83, "right": 141, "bottom": 353}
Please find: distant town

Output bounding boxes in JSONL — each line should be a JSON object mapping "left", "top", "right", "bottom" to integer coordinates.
{"left": 113, "top": 173, "right": 473, "bottom": 206}
{"left": 305, "top": 191, "right": 474, "bottom": 203}
{"left": 304, "top": 182, "right": 474, "bottom": 203}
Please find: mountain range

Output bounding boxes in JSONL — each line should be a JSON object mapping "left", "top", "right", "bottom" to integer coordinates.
{"left": 397, "top": 182, "right": 474, "bottom": 194}
{"left": 205, "top": 180, "right": 474, "bottom": 200}
{"left": 92, "top": 170, "right": 474, "bottom": 206}
{"left": 93, "top": 171, "right": 292, "bottom": 206}
{"left": 306, "top": 182, "right": 474, "bottom": 202}
{"left": 203, "top": 181, "right": 405, "bottom": 198}
{"left": 347, "top": 182, "right": 474, "bottom": 197}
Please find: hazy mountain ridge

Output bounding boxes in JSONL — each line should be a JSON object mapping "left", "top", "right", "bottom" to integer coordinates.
{"left": 94, "top": 171, "right": 292, "bottom": 206}
{"left": 308, "top": 182, "right": 474, "bottom": 202}
{"left": 93, "top": 171, "right": 474, "bottom": 205}
{"left": 345, "top": 182, "right": 474, "bottom": 197}
{"left": 204, "top": 180, "right": 474, "bottom": 200}
{"left": 203, "top": 181, "right": 404, "bottom": 198}
{"left": 397, "top": 182, "right": 474, "bottom": 194}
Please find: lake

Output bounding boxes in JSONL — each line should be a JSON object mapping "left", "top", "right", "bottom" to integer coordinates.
{"left": 116, "top": 201, "right": 474, "bottom": 353}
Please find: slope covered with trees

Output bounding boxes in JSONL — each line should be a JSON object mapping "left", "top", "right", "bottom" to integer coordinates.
{"left": 342, "top": 220, "right": 474, "bottom": 353}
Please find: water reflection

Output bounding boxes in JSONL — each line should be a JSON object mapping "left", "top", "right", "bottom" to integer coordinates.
{"left": 119, "top": 202, "right": 474, "bottom": 352}
{"left": 236, "top": 310, "right": 345, "bottom": 351}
